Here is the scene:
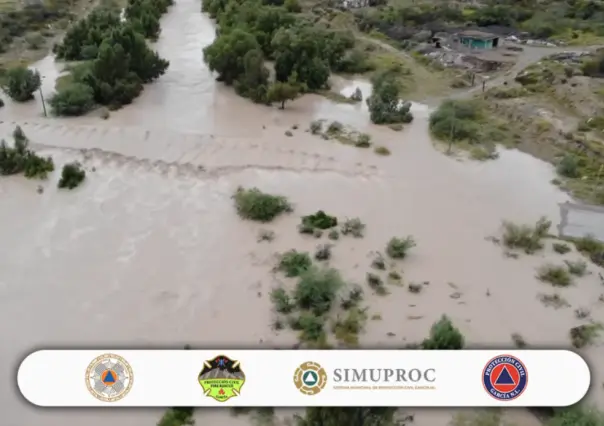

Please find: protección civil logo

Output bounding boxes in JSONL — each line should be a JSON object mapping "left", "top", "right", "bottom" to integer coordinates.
{"left": 482, "top": 354, "right": 528, "bottom": 401}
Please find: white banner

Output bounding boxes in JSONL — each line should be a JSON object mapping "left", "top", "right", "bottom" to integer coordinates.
{"left": 17, "top": 350, "right": 589, "bottom": 407}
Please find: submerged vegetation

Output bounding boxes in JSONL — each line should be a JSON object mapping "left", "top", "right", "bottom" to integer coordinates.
{"left": 0, "top": 66, "right": 41, "bottom": 102}
{"left": 58, "top": 162, "right": 86, "bottom": 189}
{"left": 367, "top": 70, "right": 413, "bottom": 126}
{"left": 233, "top": 187, "right": 292, "bottom": 222}
{"left": 0, "top": 126, "right": 54, "bottom": 179}
{"left": 501, "top": 217, "right": 551, "bottom": 254}
{"left": 429, "top": 99, "right": 508, "bottom": 159}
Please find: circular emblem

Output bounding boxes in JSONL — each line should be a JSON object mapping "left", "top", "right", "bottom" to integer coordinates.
{"left": 86, "top": 353, "right": 133, "bottom": 402}
{"left": 294, "top": 361, "right": 327, "bottom": 395}
{"left": 482, "top": 354, "right": 528, "bottom": 401}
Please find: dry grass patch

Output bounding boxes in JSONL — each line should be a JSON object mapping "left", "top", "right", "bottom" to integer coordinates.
{"left": 570, "top": 323, "right": 603, "bottom": 348}
{"left": 537, "top": 264, "right": 573, "bottom": 287}
{"left": 501, "top": 216, "right": 551, "bottom": 254}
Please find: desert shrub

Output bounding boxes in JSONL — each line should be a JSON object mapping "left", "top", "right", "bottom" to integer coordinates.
{"left": 553, "top": 242, "right": 571, "bottom": 254}
{"left": 233, "top": 187, "right": 292, "bottom": 222}
{"left": 0, "top": 128, "right": 54, "bottom": 179}
{"left": 0, "top": 66, "right": 41, "bottom": 102}
{"left": 49, "top": 83, "right": 95, "bottom": 116}
{"left": 58, "top": 162, "right": 86, "bottom": 189}
{"left": 421, "top": 315, "right": 464, "bottom": 349}
{"left": 333, "top": 307, "right": 367, "bottom": 346}
{"left": 569, "top": 324, "right": 602, "bottom": 349}
{"left": 371, "top": 253, "right": 386, "bottom": 270}
{"left": 314, "top": 244, "right": 332, "bottom": 261}
{"left": 374, "top": 146, "right": 390, "bottom": 155}
{"left": 408, "top": 282, "right": 422, "bottom": 293}
{"left": 310, "top": 120, "right": 322, "bottom": 134}
{"left": 355, "top": 133, "right": 371, "bottom": 148}
{"left": 386, "top": 236, "right": 416, "bottom": 259}
{"left": 300, "top": 210, "right": 338, "bottom": 232}
{"left": 537, "top": 264, "right": 572, "bottom": 287}
{"left": 327, "top": 229, "right": 339, "bottom": 240}
{"left": 557, "top": 154, "right": 581, "bottom": 178}
{"left": 501, "top": 217, "right": 551, "bottom": 254}
{"left": 340, "top": 217, "right": 365, "bottom": 237}
{"left": 340, "top": 285, "right": 363, "bottom": 310}
{"left": 294, "top": 266, "right": 344, "bottom": 315}
{"left": 366, "top": 272, "right": 388, "bottom": 295}
{"left": 270, "top": 287, "right": 295, "bottom": 313}
{"left": 565, "top": 259, "right": 587, "bottom": 276}
{"left": 327, "top": 121, "right": 343, "bottom": 134}
{"left": 511, "top": 333, "right": 527, "bottom": 348}
{"left": 277, "top": 250, "right": 312, "bottom": 277}
{"left": 24, "top": 153, "right": 55, "bottom": 179}
{"left": 573, "top": 235, "right": 604, "bottom": 266}
{"left": 290, "top": 311, "right": 326, "bottom": 343}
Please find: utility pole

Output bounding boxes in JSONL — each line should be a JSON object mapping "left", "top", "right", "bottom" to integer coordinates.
{"left": 447, "top": 106, "right": 456, "bottom": 155}
{"left": 39, "top": 86, "right": 47, "bottom": 117}
{"left": 38, "top": 72, "right": 47, "bottom": 117}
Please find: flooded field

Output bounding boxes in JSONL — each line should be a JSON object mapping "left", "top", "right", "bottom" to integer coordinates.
{"left": 1, "top": 0, "right": 603, "bottom": 425}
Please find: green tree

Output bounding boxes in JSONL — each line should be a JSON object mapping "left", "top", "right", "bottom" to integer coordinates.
{"left": 83, "top": 41, "right": 144, "bottom": 108}
{"left": 267, "top": 80, "right": 300, "bottom": 109}
{"left": 272, "top": 25, "right": 331, "bottom": 90}
{"left": 203, "top": 28, "right": 261, "bottom": 84}
{"left": 296, "top": 408, "right": 397, "bottom": 426}
{"left": 49, "top": 83, "right": 95, "bottom": 116}
{"left": 234, "top": 49, "right": 270, "bottom": 103}
{"left": 421, "top": 315, "right": 465, "bottom": 350}
{"left": 54, "top": 9, "right": 122, "bottom": 60}
{"left": 217, "top": 2, "right": 295, "bottom": 56}
{"left": 1, "top": 66, "right": 41, "bottom": 102}
{"left": 366, "top": 71, "right": 413, "bottom": 125}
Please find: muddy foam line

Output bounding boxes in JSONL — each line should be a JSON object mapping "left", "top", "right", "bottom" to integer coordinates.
{"left": 0, "top": 121, "right": 381, "bottom": 179}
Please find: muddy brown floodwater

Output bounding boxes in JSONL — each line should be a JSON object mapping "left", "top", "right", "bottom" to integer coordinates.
{"left": 1, "top": 0, "right": 603, "bottom": 425}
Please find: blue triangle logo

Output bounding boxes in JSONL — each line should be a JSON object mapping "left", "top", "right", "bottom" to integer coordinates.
{"left": 104, "top": 371, "right": 116, "bottom": 383}
{"left": 495, "top": 366, "right": 515, "bottom": 385}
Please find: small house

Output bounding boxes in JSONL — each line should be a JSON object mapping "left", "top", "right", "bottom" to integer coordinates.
{"left": 457, "top": 30, "right": 500, "bottom": 49}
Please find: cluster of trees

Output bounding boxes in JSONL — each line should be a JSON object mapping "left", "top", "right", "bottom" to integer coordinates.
{"left": 202, "top": 0, "right": 373, "bottom": 106}
{"left": 367, "top": 70, "right": 413, "bottom": 125}
{"left": 49, "top": 0, "right": 171, "bottom": 115}
{"left": 0, "top": 66, "right": 41, "bottom": 102}
{"left": 355, "top": 0, "right": 604, "bottom": 41}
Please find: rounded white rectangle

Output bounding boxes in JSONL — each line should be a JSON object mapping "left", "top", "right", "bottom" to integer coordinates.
{"left": 17, "top": 350, "right": 589, "bottom": 407}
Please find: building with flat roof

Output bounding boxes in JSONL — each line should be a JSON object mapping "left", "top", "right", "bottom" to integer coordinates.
{"left": 457, "top": 30, "right": 500, "bottom": 49}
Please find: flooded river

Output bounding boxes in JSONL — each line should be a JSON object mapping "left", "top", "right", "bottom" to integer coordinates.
{"left": 1, "top": 0, "right": 603, "bottom": 425}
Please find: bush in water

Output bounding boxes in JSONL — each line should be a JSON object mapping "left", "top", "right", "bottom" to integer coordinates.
{"left": 0, "top": 66, "right": 41, "bottom": 102}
